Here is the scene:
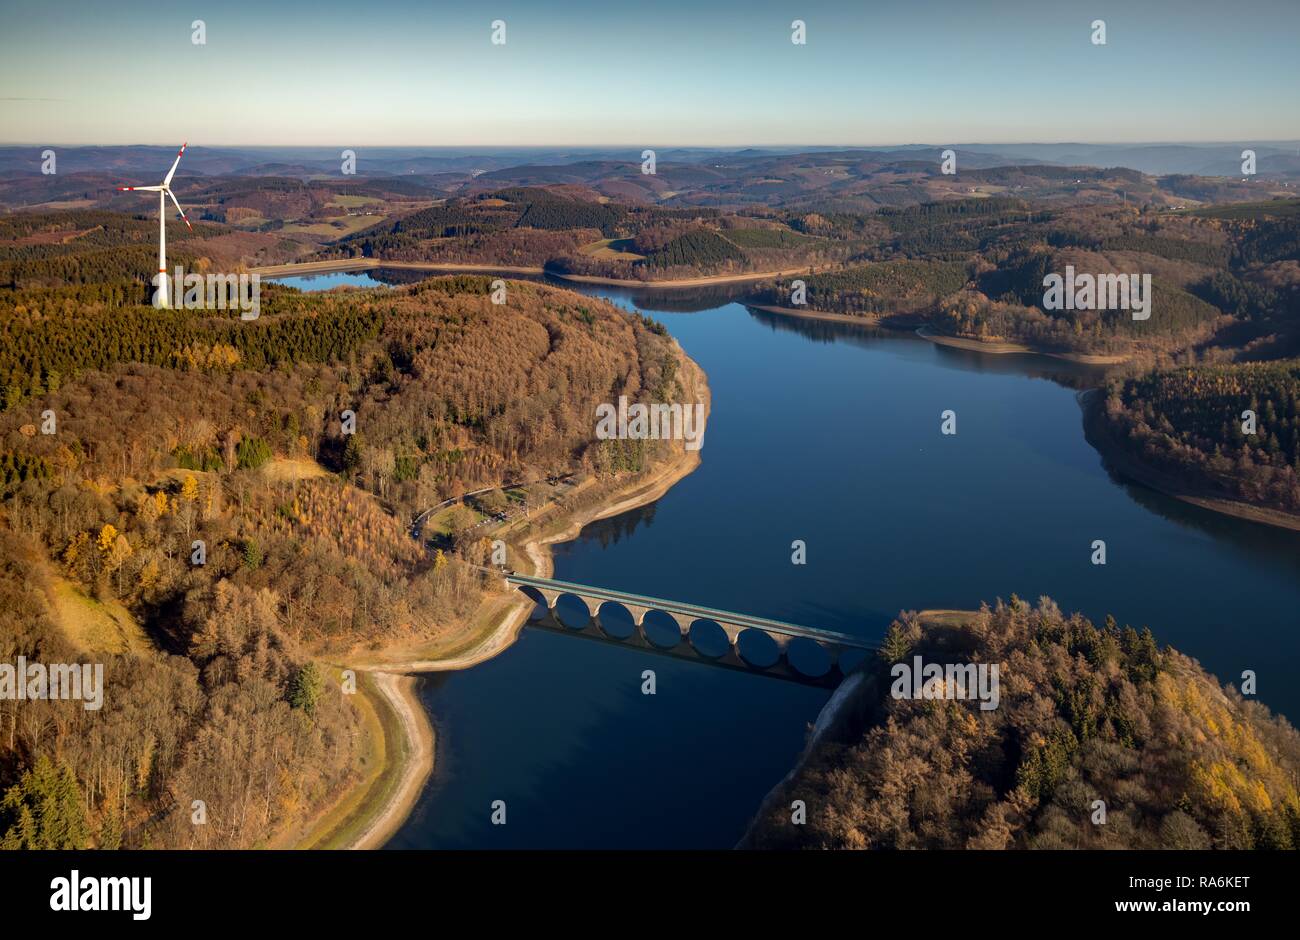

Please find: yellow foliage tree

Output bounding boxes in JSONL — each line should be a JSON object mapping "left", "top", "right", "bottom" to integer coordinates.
{"left": 137, "top": 490, "right": 160, "bottom": 523}
{"left": 138, "top": 558, "right": 161, "bottom": 590}
{"left": 97, "top": 523, "right": 118, "bottom": 554}
{"left": 62, "top": 531, "right": 89, "bottom": 570}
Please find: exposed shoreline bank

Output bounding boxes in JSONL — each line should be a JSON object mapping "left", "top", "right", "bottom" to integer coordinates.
{"left": 744, "top": 302, "right": 903, "bottom": 327}
{"left": 347, "top": 673, "right": 434, "bottom": 850}
{"left": 741, "top": 306, "right": 1131, "bottom": 366}
{"left": 916, "top": 326, "right": 1130, "bottom": 365}
{"left": 253, "top": 257, "right": 819, "bottom": 291}
{"left": 252, "top": 258, "right": 546, "bottom": 278}
{"left": 1080, "top": 388, "right": 1300, "bottom": 533}
{"left": 737, "top": 670, "right": 867, "bottom": 848}
{"left": 737, "top": 609, "right": 977, "bottom": 848}
{"left": 551, "top": 266, "right": 818, "bottom": 290}
{"left": 293, "top": 350, "right": 710, "bottom": 850}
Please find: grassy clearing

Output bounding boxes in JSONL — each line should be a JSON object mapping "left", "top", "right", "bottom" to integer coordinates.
{"left": 327, "top": 194, "right": 381, "bottom": 209}
{"left": 50, "top": 578, "right": 151, "bottom": 654}
{"left": 280, "top": 214, "right": 384, "bottom": 238}
{"left": 259, "top": 456, "right": 330, "bottom": 484}
{"left": 426, "top": 503, "right": 485, "bottom": 537}
{"left": 579, "top": 237, "right": 644, "bottom": 261}
{"left": 915, "top": 609, "right": 980, "bottom": 628}
{"left": 1193, "top": 198, "right": 1300, "bottom": 220}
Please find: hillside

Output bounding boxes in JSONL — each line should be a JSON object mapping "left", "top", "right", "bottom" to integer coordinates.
{"left": 744, "top": 597, "right": 1300, "bottom": 850}
{"left": 0, "top": 274, "right": 700, "bottom": 848}
{"left": 751, "top": 198, "right": 1300, "bottom": 362}
{"left": 1090, "top": 360, "right": 1300, "bottom": 523}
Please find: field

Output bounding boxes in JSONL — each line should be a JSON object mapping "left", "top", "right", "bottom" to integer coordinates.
{"left": 49, "top": 578, "right": 151, "bottom": 655}
{"left": 280, "top": 214, "right": 387, "bottom": 238}
{"left": 578, "top": 237, "right": 644, "bottom": 261}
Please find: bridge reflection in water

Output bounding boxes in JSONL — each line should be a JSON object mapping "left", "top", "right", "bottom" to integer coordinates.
{"left": 506, "top": 574, "right": 875, "bottom": 688}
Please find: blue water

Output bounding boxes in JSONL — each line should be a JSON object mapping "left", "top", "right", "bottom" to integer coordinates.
{"left": 270, "top": 270, "right": 397, "bottom": 290}
{"left": 275, "top": 269, "right": 1300, "bottom": 848}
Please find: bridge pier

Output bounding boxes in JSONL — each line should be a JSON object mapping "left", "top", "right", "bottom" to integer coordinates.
{"left": 534, "top": 588, "right": 563, "bottom": 612}
{"left": 620, "top": 604, "right": 653, "bottom": 627}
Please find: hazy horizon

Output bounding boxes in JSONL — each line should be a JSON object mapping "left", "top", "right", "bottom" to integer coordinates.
{"left": 3, "top": 0, "right": 1298, "bottom": 147}
{"left": 4, "top": 140, "right": 1300, "bottom": 149}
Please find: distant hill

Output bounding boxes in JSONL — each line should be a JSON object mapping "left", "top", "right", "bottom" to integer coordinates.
{"left": 2, "top": 144, "right": 1296, "bottom": 213}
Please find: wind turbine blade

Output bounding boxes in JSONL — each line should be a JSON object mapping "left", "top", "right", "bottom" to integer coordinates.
{"left": 166, "top": 188, "right": 193, "bottom": 231}
{"left": 162, "top": 142, "right": 187, "bottom": 187}
{"left": 121, "top": 185, "right": 164, "bottom": 192}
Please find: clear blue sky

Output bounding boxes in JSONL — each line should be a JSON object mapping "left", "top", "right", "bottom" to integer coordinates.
{"left": 2, "top": 0, "right": 1297, "bottom": 146}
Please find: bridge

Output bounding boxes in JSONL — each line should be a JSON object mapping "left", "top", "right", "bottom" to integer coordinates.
{"left": 505, "top": 573, "right": 875, "bottom": 688}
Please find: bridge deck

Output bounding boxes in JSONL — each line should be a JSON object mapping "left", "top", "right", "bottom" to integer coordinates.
{"left": 506, "top": 573, "right": 873, "bottom": 648}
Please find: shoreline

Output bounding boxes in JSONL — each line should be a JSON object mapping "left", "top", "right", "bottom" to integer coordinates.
{"left": 737, "top": 609, "right": 976, "bottom": 847}
{"left": 916, "top": 326, "right": 1130, "bottom": 365}
{"left": 1080, "top": 388, "right": 1300, "bottom": 533}
{"left": 252, "top": 258, "right": 546, "bottom": 278}
{"left": 347, "top": 673, "right": 434, "bottom": 850}
{"left": 737, "top": 670, "right": 867, "bottom": 848}
{"left": 295, "top": 350, "right": 710, "bottom": 849}
{"left": 744, "top": 302, "right": 900, "bottom": 327}
{"left": 741, "top": 306, "right": 1131, "bottom": 367}
{"left": 551, "top": 266, "right": 816, "bottom": 290}
{"left": 254, "top": 257, "right": 816, "bottom": 290}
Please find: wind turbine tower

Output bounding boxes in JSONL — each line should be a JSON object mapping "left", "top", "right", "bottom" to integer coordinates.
{"left": 118, "top": 143, "right": 192, "bottom": 307}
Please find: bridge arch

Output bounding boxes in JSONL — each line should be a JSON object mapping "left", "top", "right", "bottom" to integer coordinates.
{"left": 595, "top": 601, "right": 636, "bottom": 640}
{"left": 516, "top": 585, "right": 548, "bottom": 613}
{"left": 686, "top": 619, "right": 729, "bottom": 659}
{"left": 735, "top": 628, "right": 783, "bottom": 669}
{"left": 554, "top": 592, "right": 597, "bottom": 630}
{"left": 785, "top": 636, "right": 835, "bottom": 679}
{"left": 641, "top": 609, "right": 683, "bottom": 649}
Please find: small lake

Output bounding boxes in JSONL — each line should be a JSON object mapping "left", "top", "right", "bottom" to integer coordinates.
{"left": 273, "top": 269, "right": 1300, "bottom": 849}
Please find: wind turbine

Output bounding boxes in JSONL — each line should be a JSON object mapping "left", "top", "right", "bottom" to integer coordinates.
{"left": 118, "top": 143, "right": 192, "bottom": 307}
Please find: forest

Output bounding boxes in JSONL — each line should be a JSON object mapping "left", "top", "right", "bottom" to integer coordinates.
{"left": 0, "top": 265, "right": 695, "bottom": 848}
{"left": 745, "top": 597, "right": 1300, "bottom": 849}
{"left": 1096, "top": 360, "right": 1300, "bottom": 514}
{"left": 1, "top": 181, "right": 1297, "bottom": 850}
{"left": 319, "top": 189, "right": 858, "bottom": 281}
{"left": 755, "top": 260, "right": 969, "bottom": 317}
{"left": 748, "top": 197, "right": 1299, "bottom": 365}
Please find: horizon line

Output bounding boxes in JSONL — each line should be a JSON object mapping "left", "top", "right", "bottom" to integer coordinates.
{"left": 4, "top": 139, "right": 1300, "bottom": 150}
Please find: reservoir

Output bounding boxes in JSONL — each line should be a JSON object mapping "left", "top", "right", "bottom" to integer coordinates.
{"left": 273, "top": 270, "right": 1300, "bottom": 848}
